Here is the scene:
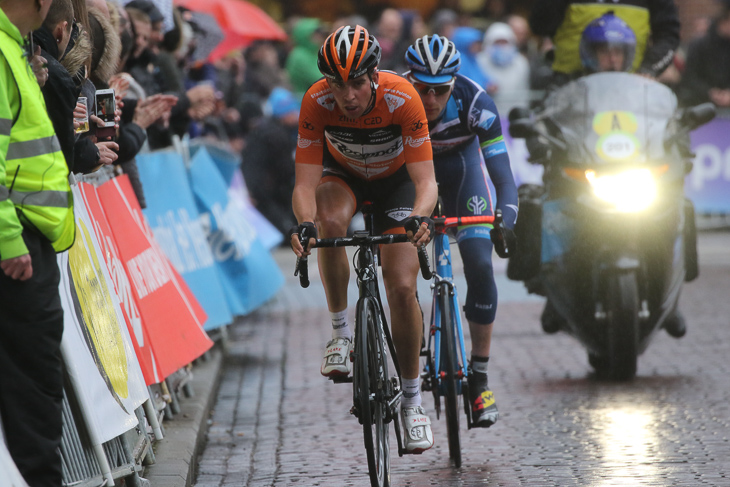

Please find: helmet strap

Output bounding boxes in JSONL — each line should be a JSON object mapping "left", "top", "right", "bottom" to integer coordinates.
{"left": 362, "top": 69, "right": 378, "bottom": 116}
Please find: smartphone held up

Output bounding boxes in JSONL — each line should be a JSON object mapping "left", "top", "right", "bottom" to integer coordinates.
{"left": 95, "top": 88, "right": 116, "bottom": 128}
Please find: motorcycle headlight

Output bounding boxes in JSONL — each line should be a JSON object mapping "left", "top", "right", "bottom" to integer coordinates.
{"left": 564, "top": 166, "right": 666, "bottom": 213}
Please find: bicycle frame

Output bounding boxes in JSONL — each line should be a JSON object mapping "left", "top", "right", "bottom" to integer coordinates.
{"left": 421, "top": 210, "right": 502, "bottom": 466}
{"left": 426, "top": 231, "right": 471, "bottom": 420}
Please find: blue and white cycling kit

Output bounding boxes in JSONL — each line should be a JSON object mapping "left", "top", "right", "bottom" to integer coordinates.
{"left": 414, "top": 72, "right": 519, "bottom": 325}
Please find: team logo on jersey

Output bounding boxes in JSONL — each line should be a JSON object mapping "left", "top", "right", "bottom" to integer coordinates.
{"left": 297, "top": 136, "right": 321, "bottom": 149}
{"left": 411, "top": 120, "right": 423, "bottom": 131}
{"left": 384, "top": 93, "right": 405, "bottom": 113}
{"left": 301, "top": 120, "right": 314, "bottom": 130}
{"left": 404, "top": 135, "right": 430, "bottom": 148}
{"left": 317, "top": 94, "right": 336, "bottom": 111}
{"left": 467, "top": 196, "right": 488, "bottom": 215}
{"left": 472, "top": 108, "right": 497, "bottom": 131}
{"left": 386, "top": 209, "right": 410, "bottom": 221}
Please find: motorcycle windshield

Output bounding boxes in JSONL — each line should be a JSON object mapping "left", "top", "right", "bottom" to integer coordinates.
{"left": 541, "top": 72, "right": 678, "bottom": 165}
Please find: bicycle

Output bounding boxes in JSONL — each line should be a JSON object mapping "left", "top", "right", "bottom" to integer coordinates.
{"left": 294, "top": 207, "right": 431, "bottom": 487}
{"left": 420, "top": 206, "right": 504, "bottom": 468}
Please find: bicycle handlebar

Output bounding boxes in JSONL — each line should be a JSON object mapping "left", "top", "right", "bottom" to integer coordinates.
{"left": 432, "top": 211, "right": 501, "bottom": 229}
{"left": 293, "top": 232, "right": 433, "bottom": 287}
{"left": 432, "top": 209, "right": 511, "bottom": 257}
{"left": 294, "top": 256, "right": 309, "bottom": 288}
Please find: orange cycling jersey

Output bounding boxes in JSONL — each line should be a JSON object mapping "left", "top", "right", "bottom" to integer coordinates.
{"left": 296, "top": 71, "right": 433, "bottom": 181}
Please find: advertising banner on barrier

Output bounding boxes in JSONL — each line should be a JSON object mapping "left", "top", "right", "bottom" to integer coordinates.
{"left": 76, "top": 182, "right": 161, "bottom": 385}
{"left": 195, "top": 143, "right": 284, "bottom": 249}
{"left": 96, "top": 175, "right": 213, "bottom": 379}
{"left": 135, "top": 151, "right": 233, "bottom": 330}
{"left": 188, "top": 148, "right": 284, "bottom": 315}
{"left": 230, "top": 169, "right": 284, "bottom": 250}
{"left": 58, "top": 191, "right": 150, "bottom": 445}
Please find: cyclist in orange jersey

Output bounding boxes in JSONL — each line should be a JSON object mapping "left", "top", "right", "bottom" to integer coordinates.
{"left": 290, "top": 25, "right": 437, "bottom": 454}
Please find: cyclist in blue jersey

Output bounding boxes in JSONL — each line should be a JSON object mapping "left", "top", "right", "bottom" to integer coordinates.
{"left": 404, "top": 35, "right": 518, "bottom": 427}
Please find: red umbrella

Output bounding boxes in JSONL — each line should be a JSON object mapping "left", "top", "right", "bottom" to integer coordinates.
{"left": 174, "top": 0, "right": 287, "bottom": 62}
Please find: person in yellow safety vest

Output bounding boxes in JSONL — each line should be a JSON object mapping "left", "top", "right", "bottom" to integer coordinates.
{"left": 529, "top": 0, "right": 680, "bottom": 87}
{"left": 0, "top": 0, "right": 75, "bottom": 484}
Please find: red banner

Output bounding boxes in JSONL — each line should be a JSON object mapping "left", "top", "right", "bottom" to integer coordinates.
{"left": 76, "top": 182, "right": 161, "bottom": 385}
{"left": 96, "top": 175, "right": 212, "bottom": 379}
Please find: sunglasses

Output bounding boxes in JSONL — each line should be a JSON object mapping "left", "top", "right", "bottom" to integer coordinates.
{"left": 410, "top": 76, "right": 455, "bottom": 96}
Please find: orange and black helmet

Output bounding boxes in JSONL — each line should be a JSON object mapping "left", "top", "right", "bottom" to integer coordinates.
{"left": 317, "top": 25, "right": 381, "bottom": 82}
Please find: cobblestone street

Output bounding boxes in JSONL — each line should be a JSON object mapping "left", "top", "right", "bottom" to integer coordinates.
{"left": 194, "top": 232, "right": 730, "bottom": 487}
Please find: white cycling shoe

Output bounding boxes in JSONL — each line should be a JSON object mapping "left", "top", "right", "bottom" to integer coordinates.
{"left": 320, "top": 337, "right": 353, "bottom": 377}
{"left": 401, "top": 405, "right": 434, "bottom": 454}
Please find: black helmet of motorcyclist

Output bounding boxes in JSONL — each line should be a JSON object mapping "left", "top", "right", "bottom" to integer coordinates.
{"left": 579, "top": 12, "right": 637, "bottom": 73}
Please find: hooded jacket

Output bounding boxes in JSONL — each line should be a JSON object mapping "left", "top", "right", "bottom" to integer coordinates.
{"left": 285, "top": 18, "right": 324, "bottom": 97}
{"left": 452, "top": 27, "right": 492, "bottom": 90}
{"left": 33, "top": 26, "right": 81, "bottom": 171}
{"left": 476, "top": 22, "right": 531, "bottom": 114}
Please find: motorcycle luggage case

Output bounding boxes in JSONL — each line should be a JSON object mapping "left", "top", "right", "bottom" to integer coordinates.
{"left": 507, "top": 183, "right": 543, "bottom": 281}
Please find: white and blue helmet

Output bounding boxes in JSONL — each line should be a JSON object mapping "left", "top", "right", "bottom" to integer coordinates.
{"left": 405, "top": 35, "right": 461, "bottom": 83}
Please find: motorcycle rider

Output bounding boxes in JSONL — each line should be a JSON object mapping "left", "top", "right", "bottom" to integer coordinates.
{"left": 534, "top": 13, "right": 687, "bottom": 338}
{"left": 404, "top": 35, "right": 518, "bottom": 427}
{"left": 528, "top": 0, "right": 680, "bottom": 86}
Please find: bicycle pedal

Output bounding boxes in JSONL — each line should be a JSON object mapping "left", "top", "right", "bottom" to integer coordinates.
{"left": 329, "top": 376, "right": 353, "bottom": 384}
{"left": 419, "top": 349, "right": 430, "bottom": 357}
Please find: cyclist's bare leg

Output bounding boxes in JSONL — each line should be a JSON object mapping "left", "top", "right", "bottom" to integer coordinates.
{"left": 315, "top": 180, "right": 356, "bottom": 313}
{"left": 468, "top": 320, "right": 493, "bottom": 358}
{"left": 380, "top": 242, "right": 422, "bottom": 380}
{"left": 382, "top": 241, "right": 435, "bottom": 451}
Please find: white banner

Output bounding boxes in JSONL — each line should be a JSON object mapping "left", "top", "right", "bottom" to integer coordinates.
{"left": 58, "top": 186, "right": 150, "bottom": 445}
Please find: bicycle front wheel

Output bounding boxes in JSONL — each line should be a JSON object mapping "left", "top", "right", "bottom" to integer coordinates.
{"left": 438, "top": 285, "right": 462, "bottom": 467}
{"left": 355, "top": 297, "right": 390, "bottom": 487}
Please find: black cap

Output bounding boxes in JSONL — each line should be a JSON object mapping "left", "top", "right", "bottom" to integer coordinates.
{"left": 126, "top": 0, "right": 164, "bottom": 24}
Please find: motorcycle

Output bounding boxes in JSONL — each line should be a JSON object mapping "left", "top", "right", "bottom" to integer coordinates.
{"left": 507, "top": 72, "right": 715, "bottom": 380}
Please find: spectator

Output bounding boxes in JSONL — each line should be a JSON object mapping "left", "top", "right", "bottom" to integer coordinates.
{"left": 676, "top": 2, "right": 730, "bottom": 108}
{"left": 32, "top": 0, "right": 77, "bottom": 170}
{"left": 246, "top": 40, "right": 287, "bottom": 97}
{"left": 285, "top": 17, "right": 326, "bottom": 98}
{"left": 125, "top": 0, "right": 164, "bottom": 52}
{"left": 529, "top": 0, "right": 680, "bottom": 84}
{"left": 477, "top": 21, "right": 531, "bottom": 113}
{"left": 124, "top": 0, "right": 215, "bottom": 149}
{"left": 241, "top": 87, "right": 299, "bottom": 236}
{"left": 507, "top": 14, "right": 532, "bottom": 56}
{"left": 376, "top": 8, "right": 403, "bottom": 72}
{"left": 60, "top": 18, "right": 119, "bottom": 172}
{"left": 452, "top": 26, "right": 494, "bottom": 93}
{"left": 0, "top": 2, "right": 75, "bottom": 487}
{"left": 431, "top": 8, "right": 458, "bottom": 39}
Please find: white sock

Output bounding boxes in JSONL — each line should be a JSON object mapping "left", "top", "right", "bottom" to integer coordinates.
{"left": 330, "top": 309, "right": 351, "bottom": 340}
{"left": 400, "top": 377, "right": 421, "bottom": 408}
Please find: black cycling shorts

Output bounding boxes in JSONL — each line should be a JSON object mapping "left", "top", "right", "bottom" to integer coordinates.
{"left": 321, "top": 158, "right": 415, "bottom": 235}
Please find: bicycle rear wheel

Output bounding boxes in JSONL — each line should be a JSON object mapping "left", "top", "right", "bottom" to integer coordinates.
{"left": 438, "top": 285, "right": 462, "bottom": 467}
{"left": 355, "top": 297, "right": 390, "bottom": 487}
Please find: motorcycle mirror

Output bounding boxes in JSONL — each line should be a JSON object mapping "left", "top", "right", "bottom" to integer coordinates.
{"left": 509, "top": 106, "right": 531, "bottom": 123}
{"left": 680, "top": 102, "right": 716, "bottom": 131}
{"left": 509, "top": 118, "right": 537, "bottom": 139}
